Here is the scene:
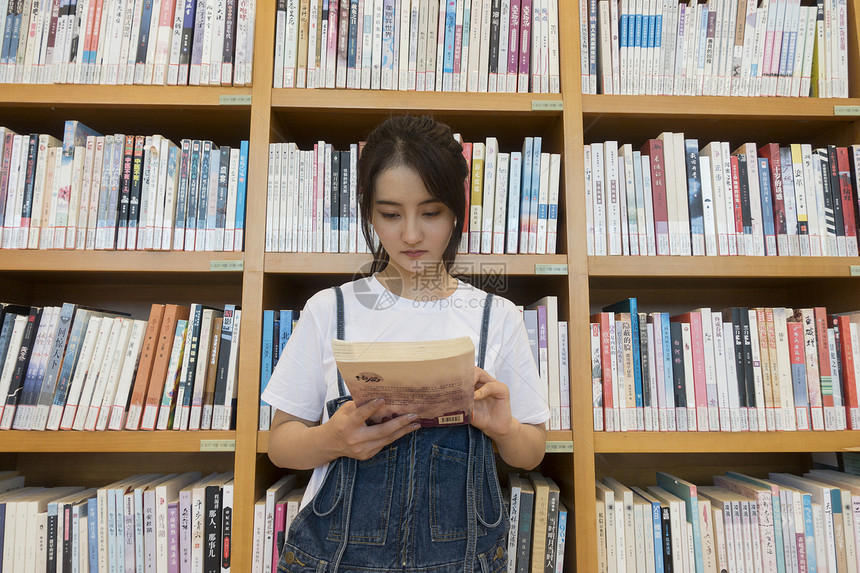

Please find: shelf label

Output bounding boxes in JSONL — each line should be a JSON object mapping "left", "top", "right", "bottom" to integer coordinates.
{"left": 200, "top": 439, "right": 235, "bottom": 452}
{"left": 210, "top": 259, "right": 244, "bottom": 272}
{"left": 851, "top": 266, "right": 860, "bottom": 277}
{"left": 220, "top": 94, "right": 252, "bottom": 106}
{"left": 535, "top": 263, "right": 568, "bottom": 275}
{"left": 834, "top": 105, "right": 860, "bottom": 116}
{"left": 531, "top": 100, "right": 563, "bottom": 111}
{"left": 545, "top": 441, "right": 573, "bottom": 453}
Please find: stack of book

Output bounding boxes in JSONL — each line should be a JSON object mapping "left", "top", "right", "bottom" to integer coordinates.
{"left": 258, "top": 294, "right": 569, "bottom": 431}
{"left": 274, "top": 0, "right": 561, "bottom": 93}
{"left": 252, "top": 474, "right": 305, "bottom": 573}
{"left": 579, "top": 0, "right": 849, "bottom": 97}
{"left": 506, "top": 472, "right": 568, "bottom": 573}
{"left": 585, "top": 136, "right": 860, "bottom": 257}
{"left": 0, "top": 0, "right": 256, "bottom": 86}
{"left": 0, "top": 122, "right": 249, "bottom": 252}
{"left": 0, "top": 470, "right": 236, "bottom": 572}
{"left": 0, "top": 301, "right": 242, "bottom": 432}
{"left": 265, "top": 136, "right": 561, "bottom": 256}
{"left": 596, "top": 468, "right": 860, "bottom": 573}
{"left": 591, "top": 297, "right": 860, "bottom": 433}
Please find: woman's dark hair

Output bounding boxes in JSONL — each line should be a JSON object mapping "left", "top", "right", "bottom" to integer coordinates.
{"left": 358, "top": 115, "right": 469, "bottom": 274}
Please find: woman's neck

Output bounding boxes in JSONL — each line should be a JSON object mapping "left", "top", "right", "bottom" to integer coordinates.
{"left": 376, "top": 263, "right": 458, "bottom": 301}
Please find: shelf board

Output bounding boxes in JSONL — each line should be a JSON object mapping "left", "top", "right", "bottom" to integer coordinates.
{"left": 271, "top": 90, "right": 564, "bottom": 114}
{"left": 594, "top": 431, "right": 860, "bottom": 453}
{"left": 265, "top": 253, "right": 569, "bottom": 275}
{"left": 0, "top": 85, "right": 253, "bottom": 109}
{"left": 588, "top": 256, "right": 860, "bottom": 278}
{"left": 0, "top": 251, "right": 244, "bottom": 274}
{"left": 257, "top": 429, "right": 573, "bottom": 453}
{"left": 582, "top": 95, "right": 860, "bottom": 121}
{"left": 0, "top": 430, "right": 237, "bottom": 452}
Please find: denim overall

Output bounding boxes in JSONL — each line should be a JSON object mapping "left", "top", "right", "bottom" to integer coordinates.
{"left": 278, "top": 287, "right": 508, "bottom": 573}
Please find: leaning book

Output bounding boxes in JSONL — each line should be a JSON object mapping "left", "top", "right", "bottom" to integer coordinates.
{"left": 331, "top": 336, "right": 475, "bottom": 427}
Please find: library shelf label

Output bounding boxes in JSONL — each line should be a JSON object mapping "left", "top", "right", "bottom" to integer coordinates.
{"left": 535, "top": 264, "right": 568, "bottom": 275}
{"left": 200, "top": 439, "right": 236, "bottom": 452}
{"left": 211, "top": 260, "right": 245, "bottom": 272}
{"left": 546, "top": 441, "right": 573, "bottom": 453}
{"left": 833, "top": 106, "right": 860, "bottom": 116}
{"left": 851, "top": 266, "right": 860, "bottom": 277}
{"left": 219, "top": 95, "right": 253, "bottom": 106}
{"left": 531, "top": 100, "right": 564, "bottom": 111}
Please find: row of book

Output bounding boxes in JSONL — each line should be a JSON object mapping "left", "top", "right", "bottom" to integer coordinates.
{"left": 252, "top": 471, "right": 567, "bottom": 573}
{"left": 0, "top": 121, "right": 249, "bottom": 252}
{"left": 265, "top": 136, "right": 562, "bottom": 256}
{"left": 274, "top": 0, "right": 561, "bottom": 94}
{"left": 0, "top": 470, "right": 236, "bottom": 572}
{"left": 0, "top": 301, "right": 242, "bottom": 432}
{"left": 0, "top": 0, "right": 257, "bottom": 85}
{"left": 591, "top": 298, "right": 860, "bottom": 433}
{"left": 585, "top": 135, "right": 860, "bottom": 257}
{"left": 579, "top": 0, "right": 849, "bottom": 98}
{"left": 257, "top": 293, "right": 570, "bottom": 431}
{"left": 597, "top": 468, "right": 860, "bottom": 573}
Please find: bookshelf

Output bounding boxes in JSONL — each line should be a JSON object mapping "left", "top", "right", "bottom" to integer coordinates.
{"left": 3, "top": 1, "right": 860, "bottom": 573}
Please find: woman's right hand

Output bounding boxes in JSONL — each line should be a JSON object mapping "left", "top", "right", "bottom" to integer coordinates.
{"left": 324, "top": 398, "right": 421, "bottom": 460}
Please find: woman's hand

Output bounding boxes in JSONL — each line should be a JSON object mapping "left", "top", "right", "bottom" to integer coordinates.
{"left": 471, "top": 367, "right": 516, "bottom": 440}
{"left": 470, "top": 367, "right": 547, "bottom": 470}
{"left": 324, "top": 398, "right": 421, "bottom": 461}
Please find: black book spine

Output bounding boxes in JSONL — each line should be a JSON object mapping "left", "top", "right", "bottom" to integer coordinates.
{"left": 6, "top": 307, "right": 42, "bottom": 408}
{"left": 739, "top": 308, "right": 756, "bottom": 412}
{"left": 638, "top": 312, "right": 651, "bottom": 416}
{"left": 669, "top": 321, "right": 686, "bottom": 408}
{"left": 515, "top": 487, "right": 533, "bottom": 573}
{"left": 127, "top": 135, "right": 145, "bottom": 240}
{"left": 118, "top": 135, "right": 135, "bottom": 236}
{"left": 203, "top": 484, "right": 223, "bottom": 573}
{"left": 489, "top": 0, "right": 501, "bottom": 75}
{"left": 828, "top": 145, "right": 845, "bottom": 240}
{"left": 220, "top": 497, "right": 232, "bottom": 569}
{"left": 730, "top": 308, "right": 747, "bottom": 410}
{"left": 20, "top": 134, "right": 38, "bottom": 226}
{"left": 222, "top": 0, "right": 237, "bottom": 79}
{"left": 216, "top": 146, "right": 230, "bottom": 234}
{"left": 339, "top": 150, "right": 350, "bottom": 252}
{"left": 735, "top": 153, "right": 752, "bottom": 236}
{"left": 181, "top": 305, "right": 204, "bottom": 411}
{"left": 661, "top": 506, "right": 673, "bottom": 572}
{"left": 330, "top": 149, "right": 340, "bottom": 245}
{"left": 47, "top": 506, "right": 58, "bottom": 573}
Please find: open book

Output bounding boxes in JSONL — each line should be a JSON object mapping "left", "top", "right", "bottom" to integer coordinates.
{"left": 331, "top": 337, "right": 475, "bottom": 427}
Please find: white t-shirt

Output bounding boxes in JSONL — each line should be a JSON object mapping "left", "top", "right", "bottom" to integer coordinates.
{"left": 262, "top": 274, "right": 550, "bottom": 507}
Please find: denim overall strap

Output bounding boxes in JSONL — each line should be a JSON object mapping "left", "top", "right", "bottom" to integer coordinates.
{"left": 464, "top": 292, "right": 503, "bottom": 573}
{"left": 322, "top": 285, "right": 358, "bottom": 573}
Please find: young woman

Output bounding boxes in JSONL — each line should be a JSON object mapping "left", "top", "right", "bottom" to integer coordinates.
{"left": 264, "top": 115, "right": 549, "bottom": 573}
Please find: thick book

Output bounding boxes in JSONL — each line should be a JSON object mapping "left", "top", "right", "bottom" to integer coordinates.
{"left": 331, "top": 336, "right": 475, "bottom": 427}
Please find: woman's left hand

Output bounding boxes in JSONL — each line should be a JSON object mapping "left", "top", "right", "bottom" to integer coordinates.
{"left": 471, "top": 367, "right": 516, "bottom": 440}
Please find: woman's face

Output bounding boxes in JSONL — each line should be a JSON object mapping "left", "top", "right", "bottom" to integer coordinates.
{"left": 370, "top": 165, "right": 456, "bottom": 283}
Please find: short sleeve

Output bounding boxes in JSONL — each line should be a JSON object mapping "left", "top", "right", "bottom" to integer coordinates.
{"left": 487, "top": 300, "right": 550, "bottom": 426}
{"left": 261, "top": 291, "right": 334, "bottom": 423}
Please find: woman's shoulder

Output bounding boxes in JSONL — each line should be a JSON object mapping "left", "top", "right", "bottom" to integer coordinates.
{"left": 304, "top": 276, "right": 378, "bottom": 313}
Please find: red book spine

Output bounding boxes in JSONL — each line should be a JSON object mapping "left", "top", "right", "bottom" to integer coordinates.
{"left": 787, "top": 321, "right": 810, "bottom": 431}
{"left": 642, "top": 139, "right": 669, "bottom": 255}
{"left": 836, "top": 316, "right": 860, "bottom": 430}
{"left": 814, "top": 307, "right": 833, "bottom": 408}
{"left": 592, "top": 312, "right": 615, "bottom": 432}
{"left": 729, "top": 155, "right": 744, "bottom": 247}
{"left": 836, "top": 147, "right": 858, "bottom": 252}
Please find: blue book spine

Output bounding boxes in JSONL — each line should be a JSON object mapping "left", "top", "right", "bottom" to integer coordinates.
{"left": 196, "top": 141, "right": 212, "bottom": 238}
{"left": 650, "top": 499, "right": 663, "bottom": 572}
{"left": 530, "top": 136, "right": 542, "bottom": 237}
{"left": 0, "top": 502, "right": 6, "bottom": 566}
{"left": 634, "top": 9, "right": 643, "bottom": 52}
{"left": 519, "top": 137, "right": 534, "bottom": 240}
{"left": 235, "top": 141, "right": 248, "bottom": 249}
{"left": 186, "top": 140, "right": 201, "bottom": 235}
{"left": 443, "top": 0, "right": 456, "bottom": 74}
{"left": 260, "top": 310, "right": 274, "bottom": 405}
{"left": 799, "top": 492, "right": 816, "bottom": 573}
{"left": 588, "top": 0, "right": 597, "bottom": 81}
{"left": 660, "top": 312, "right": 674, "bottom": 410}
{"left": 347, "top": 0, "right": 359, "bottom": 70}
{"left": 653, "top": 10, "right": 661, "bottom": 50}
{"left": 758, "top": 157, "right": 776, "bottom": 251}
{"left": 619, "top": 11, "right": 628, "bottom": 60}
{"left": 603, "top": 298, "right": 644, "bottom": 411}
{"left": 136, "top": 0, "right": 155, "bottom": 67}
{"left": 278, "top": 311, "right": 293, "bottom": 354}
{"left": 88, "top": 497, "right": 99, "bottom": 573}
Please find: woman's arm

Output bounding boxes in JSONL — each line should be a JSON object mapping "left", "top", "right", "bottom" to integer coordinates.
{"left": 470, "top": 367, "right": 547, "bottom": 470}
{"left": 267, "top": 399, "right": 421, "bottom": 470}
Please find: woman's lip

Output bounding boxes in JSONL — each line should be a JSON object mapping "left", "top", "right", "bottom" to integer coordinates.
{"left": 403, "top": 250, "right": 427, "bottom": 257}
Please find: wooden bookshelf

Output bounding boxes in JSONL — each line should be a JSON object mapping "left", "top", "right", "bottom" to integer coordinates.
{"left": 4, "top": 0, "right": 860, "bottom": 570}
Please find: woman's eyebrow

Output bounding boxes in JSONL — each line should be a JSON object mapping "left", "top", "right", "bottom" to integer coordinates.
{"left": 374, "top": 198, "right": 444, "bottom": 206}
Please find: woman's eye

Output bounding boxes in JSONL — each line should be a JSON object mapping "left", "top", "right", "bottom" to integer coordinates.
{"left": 380, "top": 212, "right": 399, "bottom": 219}
{"left": 423, "top": 211, "right": 441, "bottom": 218}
